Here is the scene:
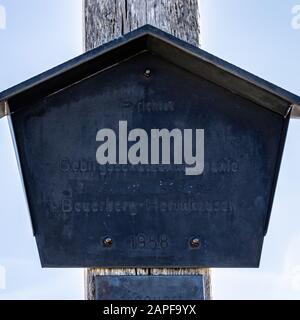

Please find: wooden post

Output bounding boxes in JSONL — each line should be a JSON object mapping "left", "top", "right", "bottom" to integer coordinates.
{"left": 83, "top": 0, "right": 211, "bottom": 300}
{"left": 84, "top": 0, "right": 201, "bottom": 49}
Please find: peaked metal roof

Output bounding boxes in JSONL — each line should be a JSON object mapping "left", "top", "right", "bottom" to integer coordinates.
{"left": 0, "top": 24, "right": 300, "bottom": 118}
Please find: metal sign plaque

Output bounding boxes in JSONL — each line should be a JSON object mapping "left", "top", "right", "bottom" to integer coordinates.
{"left": 1, "top": 26, "right": 296, "bottom": 267}
{"left": 95, "top": 276, "right": 204, "bottom": 300}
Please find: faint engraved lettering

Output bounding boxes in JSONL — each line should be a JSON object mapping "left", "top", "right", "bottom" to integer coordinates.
{"left": 135, "top": 100, "right": 175, "bottom": 113}
{"left": 59, "top": 158, "right": 239, "bottom": 178}
{"left": 209, "top": 158, "right": 239, "bottom": 174}
{"left": 55, "top": 197, "right": 236, "bottom": 217}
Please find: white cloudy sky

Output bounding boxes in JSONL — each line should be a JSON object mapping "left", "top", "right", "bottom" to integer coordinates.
{"left": 0, "top": 0, "right": 300, "bottom": 299}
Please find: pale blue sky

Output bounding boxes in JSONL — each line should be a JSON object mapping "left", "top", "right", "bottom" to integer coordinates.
{"left": 0, "top": 0, "right": 300, "bottom": 299}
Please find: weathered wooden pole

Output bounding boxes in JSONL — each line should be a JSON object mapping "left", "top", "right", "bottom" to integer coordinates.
{"left": 83, "top": 0, "right": 211, "bottom": 300}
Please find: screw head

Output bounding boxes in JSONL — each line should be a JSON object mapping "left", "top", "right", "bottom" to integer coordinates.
{"left": 144, "top": 69, "right": 151, "bottom": 78}
{"left": 190, "top": 237, "right": 200, "bottom": 248}
{"left": 103, "top": 237, "right": 113, "bottom": 247}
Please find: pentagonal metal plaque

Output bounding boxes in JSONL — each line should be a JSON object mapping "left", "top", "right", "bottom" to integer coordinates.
{"left": 1, "top": 26, "right": 295, "bottom": 267}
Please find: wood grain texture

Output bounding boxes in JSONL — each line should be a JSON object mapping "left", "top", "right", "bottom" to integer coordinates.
{"left": 84, "top": 0, "right": 210, "bottom": 300}
{"left": 84, "top": 0, "right": 201, "bottom": 50}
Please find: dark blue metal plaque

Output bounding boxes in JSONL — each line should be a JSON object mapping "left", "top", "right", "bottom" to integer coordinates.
{"left": 95, "top": 276, "right": 204, "bottom": 300}
{"left": 0, "top": 26, "right": 298, "bottom": 267}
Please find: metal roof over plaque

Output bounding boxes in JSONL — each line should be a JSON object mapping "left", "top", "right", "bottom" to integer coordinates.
{"left": 0, "top": 25, "right": 299, "bottom": 267}
{"left": 1, "top": 25, "right": 300, "bottom": 117}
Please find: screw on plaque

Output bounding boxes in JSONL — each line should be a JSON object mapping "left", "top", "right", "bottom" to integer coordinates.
{"left": 144, "top": 69, "right": 151, "bottom": 78}
{"left": 103, "top": 237, "right": 113, "bottom": 247}
{"left": 190, "top": 238, "right": 200, "bottom": 248}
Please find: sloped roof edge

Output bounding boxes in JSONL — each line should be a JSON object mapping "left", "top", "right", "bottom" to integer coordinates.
{"left": 0, "top": 24, "right": 299, "bottom": 118}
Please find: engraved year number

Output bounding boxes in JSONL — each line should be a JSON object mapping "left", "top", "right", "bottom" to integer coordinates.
{"left": 130, "top": 234, "right": 169, "bottom": 250}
